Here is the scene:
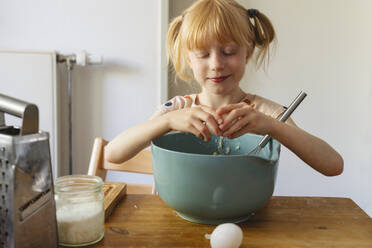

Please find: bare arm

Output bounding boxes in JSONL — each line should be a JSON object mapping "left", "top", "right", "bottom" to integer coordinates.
{"left": 105, "top": 115, "right": 170, "bottom": 164}
{"left": 105, "top": 106, "right": 221, "bottom": 164}
{"left": 269, "top": 120, "right": 343, "bottom": 176}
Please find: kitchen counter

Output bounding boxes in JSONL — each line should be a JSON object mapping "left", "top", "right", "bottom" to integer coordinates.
{"left": 86, "top": 194, "right": 372, "bottom": 247}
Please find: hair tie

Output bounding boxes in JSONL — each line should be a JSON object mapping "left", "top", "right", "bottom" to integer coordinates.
{"left": 248, "top": 8, "right": 259, "bottom": 18}
{"left": 181, "top": 11, "right": 187, "bottom": 21}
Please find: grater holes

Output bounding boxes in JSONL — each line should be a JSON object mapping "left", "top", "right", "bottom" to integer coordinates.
{"left": 0, "top": 159, "right": 9, "bottom": 169}
{"left": 0, "top": 184, "right": 6, "bottom": 193}
{"left": 1, "top": 172, "right": 4, "bottom": 180}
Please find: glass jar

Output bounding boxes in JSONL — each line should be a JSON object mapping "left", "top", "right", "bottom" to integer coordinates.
{"left": 54, "top": 175, "right": 104, "bottom": 247}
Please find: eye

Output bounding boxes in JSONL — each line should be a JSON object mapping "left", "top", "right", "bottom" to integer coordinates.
{"left": 223, "top": 48, "right": 236, "bottom": 56}
{"left": 222, "top": 44, "right": 238, "bottom": 56}
{"left": 195, "top": 51, "right": 209, "bottom": 58}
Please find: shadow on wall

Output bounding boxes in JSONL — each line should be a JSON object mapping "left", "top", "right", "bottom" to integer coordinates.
{"left": 168, "top": 76, "right": 201, "bottom": 98}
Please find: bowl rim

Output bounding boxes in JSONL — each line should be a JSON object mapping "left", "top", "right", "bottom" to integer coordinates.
{"left": 151, "top": 132, "right": 280, "bottom": 162}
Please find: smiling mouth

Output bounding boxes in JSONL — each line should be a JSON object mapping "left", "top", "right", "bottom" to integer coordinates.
{"left": 208, "top": 75, "right": 230, "bottom": 83}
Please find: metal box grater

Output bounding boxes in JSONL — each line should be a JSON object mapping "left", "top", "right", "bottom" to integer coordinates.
{"left": 0, "top": 93, "right": 57, "bottom": 248}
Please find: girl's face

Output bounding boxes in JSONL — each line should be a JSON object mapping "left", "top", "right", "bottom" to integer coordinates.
{"left": 187, "top": 39, "right": 249, "bottom": 95}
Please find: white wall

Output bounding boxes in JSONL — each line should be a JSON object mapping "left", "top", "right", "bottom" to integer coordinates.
{"left": 0, "top": 51, "right": 59, "bottom": 176}
{"left": 0, "top": 0, "right": 165, "bottom": 183}
{"left": 238, "top": 0, "right": 372, "bottom": 216}
{"left": 1, "top": 0, "right": 371, "bottom": 217}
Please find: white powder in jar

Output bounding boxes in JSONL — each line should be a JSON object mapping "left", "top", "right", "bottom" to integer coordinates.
{"left": 56, "top": 200, "right": 104, "bottom": 245}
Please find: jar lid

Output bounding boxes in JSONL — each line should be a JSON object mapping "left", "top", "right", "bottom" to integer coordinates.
{"left": 55, "top": 174, "right": 103, "bottom": 193}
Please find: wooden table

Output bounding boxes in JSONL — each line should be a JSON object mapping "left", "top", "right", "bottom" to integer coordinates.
{"left": 89, "top": 195, "right": 372, "bottom": 248}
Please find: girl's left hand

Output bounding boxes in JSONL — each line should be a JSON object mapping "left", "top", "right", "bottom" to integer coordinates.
{"left": 216, "top": 102, "right": 276, "bottom": 139}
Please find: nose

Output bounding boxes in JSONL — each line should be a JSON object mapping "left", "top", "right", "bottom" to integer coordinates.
{"left": 209, "top": 53, "right": 224, "bottom": 71}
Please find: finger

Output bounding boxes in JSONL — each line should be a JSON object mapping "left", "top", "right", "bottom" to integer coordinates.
{"left": 204, "top": 114, "right": 221, "bottom": 136}
{"left": 206, "top": 120, "right": 221, "bottom": 136}
{"left": 209, "top": 111, "right": 224, "bottom": 127}
{"left": 194, "top": 108, "right": 221, "bottom": 136}
{"left": 192, "top": 119, "right": 211, "bottom": 141}
{"left": 222, "top": 115, "right": 251, "bottom": 137}
{"left": 228, "top": 126, "right": 250, "bottom": 139}
{"left": 217, "top": 102, "right": 255, "bottom": 117}
{"left": 219, "top": 107, "right": 250, "bottom": 131}
{"left": 216, "top": 104, "right": 236, "bottom": 116}
{"left": 217, "top": 104, "right": 249, "bottom": 127}
{"left": 216, "top": 102, "right": 246, "bottom": 116}
{"left": 200, "top": 105, "right": 220, "bottom": 120}
{"left": 187, "top": 125, "right": 204, "bottom": 139}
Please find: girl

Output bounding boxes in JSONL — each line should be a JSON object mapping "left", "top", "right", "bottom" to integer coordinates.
{"left": 106, "top": 0, "right": 343, "bottom": 177}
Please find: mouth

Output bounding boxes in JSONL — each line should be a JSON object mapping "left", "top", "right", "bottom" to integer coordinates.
{"left": 208, "top": 75, "right": 231, "bottom": 83}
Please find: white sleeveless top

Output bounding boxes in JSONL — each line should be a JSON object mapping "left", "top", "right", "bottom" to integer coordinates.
{"left": 151, "top": 93, "right": 294, "bottom": 124}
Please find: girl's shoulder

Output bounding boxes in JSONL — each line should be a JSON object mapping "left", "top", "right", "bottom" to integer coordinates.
{"left": 150, "top": 94, "right": 197, "bottom": 119}
{"left": 243, "top": 93, "right": 286, "bottom": 119}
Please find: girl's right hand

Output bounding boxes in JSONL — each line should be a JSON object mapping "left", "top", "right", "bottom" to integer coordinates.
{"left": 216, "top": 102, "right": 275, "bottom": 139}
{"left": 163, "top": 106, "right": 221, "bottom": 141}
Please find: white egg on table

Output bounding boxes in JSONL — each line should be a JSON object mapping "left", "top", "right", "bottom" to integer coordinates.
{"left": 208, "top": 223, "right": 243, "bottom": 248}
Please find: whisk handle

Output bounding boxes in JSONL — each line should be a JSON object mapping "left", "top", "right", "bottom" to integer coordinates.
{"left": 258, "top": 91, "right": 307, "bottom": 148}
{"left": 278, "top": 91, "right": 307, "bottom": 122}
{"left": 257, "top": 134, "right": 271, "bottom": 148}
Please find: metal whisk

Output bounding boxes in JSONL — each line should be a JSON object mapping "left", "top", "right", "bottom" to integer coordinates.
{"left": 248, "top": 91, "right": 307, "bottom": 155}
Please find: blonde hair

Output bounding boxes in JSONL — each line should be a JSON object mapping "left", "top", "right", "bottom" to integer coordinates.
{"left": 166, "top": 0, "right": 276, "bottom": 82}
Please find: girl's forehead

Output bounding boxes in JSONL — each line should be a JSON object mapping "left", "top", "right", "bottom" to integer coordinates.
{"left": 186, "top": 34, "right": 240, "bottom": 50}
{"left": 189, "top": 38, "right": 240, "bottom": 51}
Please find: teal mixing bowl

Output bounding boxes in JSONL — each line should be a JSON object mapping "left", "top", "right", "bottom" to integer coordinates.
{"left": 151, "top": 132, "right": 281, "bottom": 225}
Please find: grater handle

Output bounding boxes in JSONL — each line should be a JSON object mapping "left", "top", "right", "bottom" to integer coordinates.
{"left": 0, "top": 93, "right": 39, "bottom": 135}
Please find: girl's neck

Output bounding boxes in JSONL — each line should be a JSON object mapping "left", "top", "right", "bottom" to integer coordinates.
{"left": 196, "top": 88, "right": 246, "bottom": 110}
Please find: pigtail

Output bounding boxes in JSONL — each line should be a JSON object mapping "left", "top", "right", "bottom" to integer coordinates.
{"left": 247, "top": 9, "right": 276, "bottom": 67}
{"left": 167, "top": 15, "right": 190, "bottom": 81}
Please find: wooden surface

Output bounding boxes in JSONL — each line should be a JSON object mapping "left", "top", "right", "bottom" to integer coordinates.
{"left": 88, "top": 138, "right": 153, "bottom": 179}
{"left": 87, "top": 137, "right": 108, "bottom": 179}
{"left": 88, "top": 136, "right": 154, "bottom": 198}
{"left": 126, "top": 184, "right": 152, "bottom": 195}
{"left": 88, "top": 195, "right": 372, "bottom": 248}
{"left": 102, "top": 182, "right": 127, "bottom": 221}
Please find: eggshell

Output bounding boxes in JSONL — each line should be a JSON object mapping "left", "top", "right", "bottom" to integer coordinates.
{"left": 210, "top": 223, "right": 243, "bottom": 248}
